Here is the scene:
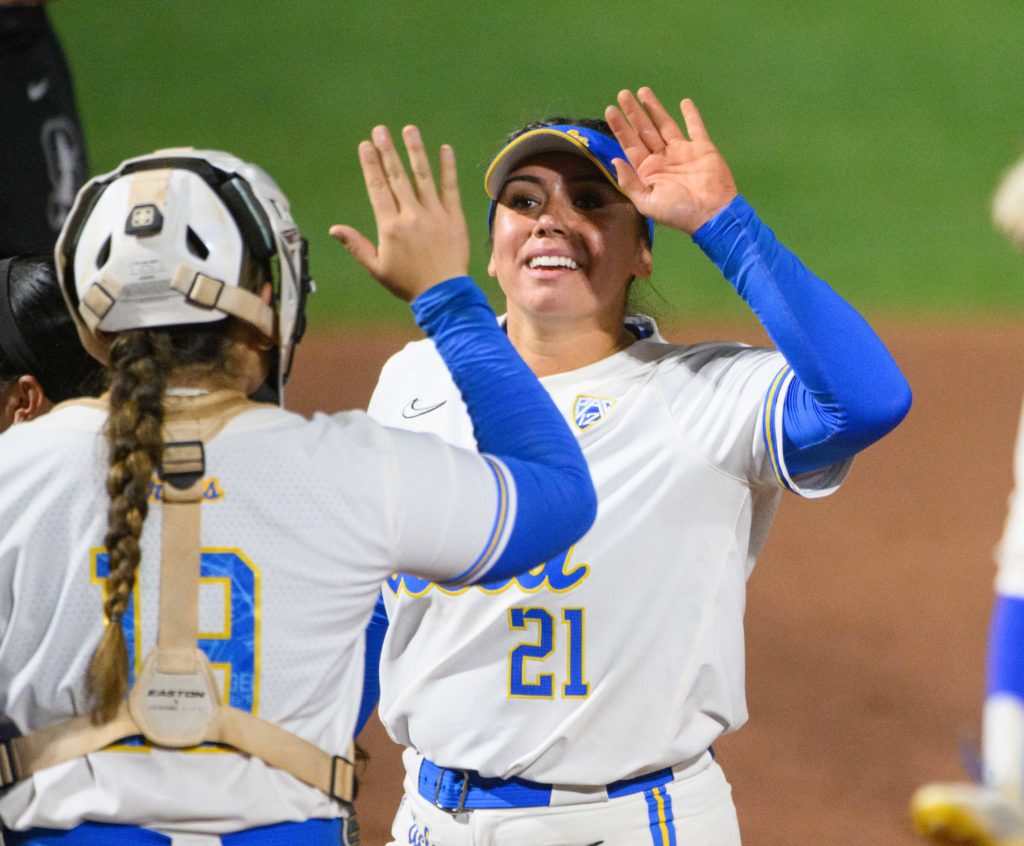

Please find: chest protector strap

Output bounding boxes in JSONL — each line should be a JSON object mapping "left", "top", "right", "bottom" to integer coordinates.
{"left": 0, "top": 394, "right": 354, "bottom": 804}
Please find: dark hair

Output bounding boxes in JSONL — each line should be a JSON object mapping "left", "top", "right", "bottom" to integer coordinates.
{"left": 0, "top": 255, "right": 105, "bottom": 400}
{"left": 89, "top": 323, "right": 231, "bottom": 721}
{"left": 496, "top": 117, "right": 651, "bottom": 248}
{"left": 504, "top": 116, "right": 615, "bottom": 145}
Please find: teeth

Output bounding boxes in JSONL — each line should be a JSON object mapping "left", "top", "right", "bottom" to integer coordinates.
{"left": 529, "top": 255, "right": 579, "bottom": 270}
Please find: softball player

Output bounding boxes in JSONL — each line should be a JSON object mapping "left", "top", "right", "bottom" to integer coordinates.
{"left": 365, "top": 87, "right": 912, "bottom": 845}
{"left": 0, "top": 127, "right": 596, "bottom": 844}
{"left": 0, "top": 254, "right": 103, "bottom": 432}
{"left": 911, "top": 155, "right": 1024, "bottom": 845}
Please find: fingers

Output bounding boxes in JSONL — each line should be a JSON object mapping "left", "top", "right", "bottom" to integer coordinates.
{"left": 339, "top": 127, "right": 468, "bottom": 298}
{"left": 402, "top": 125, "right": 438, "bottom": 205}
{"left": 616, "top": 88, "right": 668, "bottom": 154}
{"left": 610, "top": 157, "right": 645, "bottom": 204}
{"left": 437, "top": 144, "right": 464, "bottom": 216}
{"left": 371, "top": 125, "right": 416, "bottom": 209}
{"left": 679, "top": 98, "right": 710, "bottom": 142}
{"left": 361, "top": 124, "right": 445, "bottom": 218}
{"left": 329, "top": 225, "right": 380, "bottom": 277}
{"left": 604, "top": 104, "right": 647, "bottom": 169}
{"left": 637, "top": 87, "right": 687, "bottom": 142}
{"left": 611, "top": 88, "right": 701, "bottom": 155}
{"left": 357, "top": 139, "right": 398, "bottom": 222}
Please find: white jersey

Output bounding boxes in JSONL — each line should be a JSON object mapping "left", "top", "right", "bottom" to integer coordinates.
{"left": 368, "top": 317, "right": 850, "bottom": 785}
{"left": 996, "top": 395, "right": 1024, "bottom": 595}
{"left": 0, "top": 392, "right": 516, "bottom": 834}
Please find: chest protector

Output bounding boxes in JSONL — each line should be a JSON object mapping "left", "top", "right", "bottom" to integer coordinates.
{"left": 0, "top": 393, "right": 354, "bottom": 806}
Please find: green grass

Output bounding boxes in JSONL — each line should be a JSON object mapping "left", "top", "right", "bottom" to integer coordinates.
{"left": 50, "top": 0, "right": 1024, "bottom": 327}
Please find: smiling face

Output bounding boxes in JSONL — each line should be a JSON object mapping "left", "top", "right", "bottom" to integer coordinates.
{"left": 488, "top": 152, "right": 652, "bottom": 327}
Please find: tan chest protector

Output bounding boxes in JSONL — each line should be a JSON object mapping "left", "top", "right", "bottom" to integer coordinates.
{"left": 0, "top": 393, "right": 354, "bottom": 805}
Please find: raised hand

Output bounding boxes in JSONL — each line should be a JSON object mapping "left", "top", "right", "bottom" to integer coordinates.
{"left": 605, "top": 88, "right": 738, "bottom": 235}
{"left": 330, "top": 125, "right": 470, "bottom": 302}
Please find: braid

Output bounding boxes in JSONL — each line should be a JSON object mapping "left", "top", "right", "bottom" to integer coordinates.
{"left": 88, "top": 329, "right": 172, "bottom": 722}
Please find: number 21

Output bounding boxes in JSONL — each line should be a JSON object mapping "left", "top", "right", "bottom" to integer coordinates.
{"left": 508, "top": 607, "right": 590, "bottom": 699}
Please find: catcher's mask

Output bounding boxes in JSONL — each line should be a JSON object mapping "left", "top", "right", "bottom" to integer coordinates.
{"left": 55, "top": 148, "right": 313, "bottom": 404}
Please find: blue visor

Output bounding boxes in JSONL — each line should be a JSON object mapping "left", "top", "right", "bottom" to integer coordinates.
{"left": 484, "top": 124, "right": 654, "bottom": 247}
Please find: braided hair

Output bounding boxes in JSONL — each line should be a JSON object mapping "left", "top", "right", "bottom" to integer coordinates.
{"left": 87, "top": 325, "right": 230, "bottom": 721}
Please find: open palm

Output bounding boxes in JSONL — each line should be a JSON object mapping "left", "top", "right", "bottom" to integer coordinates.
{"left": 330, "top": 125, "right": 469, "bottom": 303}
{"left": 605, "top": 88, "right": 738, "bottom": 235}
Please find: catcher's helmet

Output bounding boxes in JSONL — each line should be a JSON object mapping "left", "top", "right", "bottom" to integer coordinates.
{"left": 55, "top": 148, "right": 312, "bottom": 403}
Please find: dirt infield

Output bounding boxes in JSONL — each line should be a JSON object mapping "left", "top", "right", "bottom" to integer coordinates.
{"left": 287, "top": 320, "right": 1024, "bottom": 846}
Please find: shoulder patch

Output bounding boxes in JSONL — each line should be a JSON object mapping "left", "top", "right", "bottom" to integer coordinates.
{"left": 572, "top": 395, "right": 616, "bottom": 431}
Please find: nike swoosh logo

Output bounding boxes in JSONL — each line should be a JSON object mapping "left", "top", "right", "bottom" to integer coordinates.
{"left": 402, "top": 398, "right": 447, "bottom": 418}
{"left": 27, "top": 78, "right": 49, "bottom": 102}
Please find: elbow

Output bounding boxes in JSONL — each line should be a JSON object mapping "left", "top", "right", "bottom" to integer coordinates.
{"left": 892, "top": 376, "right": 913, "bottom": 426}
{"left": 848, "top": 372, "right": 912, "bottom": 447}
{"left": 873, "top": 371, "right": 912, "bottom": 437}
{"left": 784, "top": 366, "right": 911, "bottom": 474}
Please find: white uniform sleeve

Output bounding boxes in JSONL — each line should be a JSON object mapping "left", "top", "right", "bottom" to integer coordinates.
{"left": 764, "top": 366, "right": 853, "bottom": 497}
{"left": 996, "top": 398, "right": 1024, "bottom": 594}
{"left": 373, "top": 423, "right": 517, "bottom": 587}
{"left": 664, "top": 342, "right": 849, "bottom": 496}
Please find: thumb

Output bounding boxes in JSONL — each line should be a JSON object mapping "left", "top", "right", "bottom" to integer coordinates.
{"left": 329, "top": 225, "right": 380, "bottom": 277}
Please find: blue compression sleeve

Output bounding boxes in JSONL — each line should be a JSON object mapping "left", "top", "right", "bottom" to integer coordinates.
{"left": 693, "top": 197, "right": 911, "bottom": 476}
{"left": 411, "top": 277, "right": 597, "bottom": 582}
{"left": 355, "top": 593, "right": 387, "bottom": 736}
{"left": 987, "top": 594, "right": 1024, "bottom": 700}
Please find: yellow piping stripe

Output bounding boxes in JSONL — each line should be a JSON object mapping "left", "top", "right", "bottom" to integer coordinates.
{"left": 764, "top": 365, "right": 792, "bottom": 489}
{"left": 449, "top": 457, "right": 510, "bottom": 586}
{"left": 654, "top": 786, "right": 670, "bottom": 844}
{"left": 475, "top": 457, "right": 510, "bottom": 576}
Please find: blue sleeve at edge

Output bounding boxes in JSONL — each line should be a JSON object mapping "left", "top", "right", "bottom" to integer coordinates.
{"left": 355, "top": 593, "right": 387, "bottom": 736}
{"left": 411, "top": 278, "right": 597, "bottom": 581}
{"left": 693, "top": 196, "right": 912, "bottom": 475}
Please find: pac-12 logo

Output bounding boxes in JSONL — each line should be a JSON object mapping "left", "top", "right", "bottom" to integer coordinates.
{"left": 573, "top": 394, "right": 615, "bottom": 431}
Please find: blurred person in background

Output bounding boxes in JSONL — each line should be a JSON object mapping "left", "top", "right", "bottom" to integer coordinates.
{"left": 0, "top": 254, "right": 103, "bottom": 432}
{"left": 912, "top": 155, "right": 1024, "bottom": 846}
{"left": 0, "top": 0, "right": 87, "bottom": 257}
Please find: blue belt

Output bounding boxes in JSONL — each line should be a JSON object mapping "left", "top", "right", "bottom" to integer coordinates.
{"left": 418, "top": 757, "right": 676, "bottom": 813}
{"left": 2, "top": 818, "right": 341, "bottom": 845}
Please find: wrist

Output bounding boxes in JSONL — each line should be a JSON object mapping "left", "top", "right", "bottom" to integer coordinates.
{"left": 689, "top": 193, "right": 739, "bottom": 234}
{"left": 691, "top": 195, "right": 751, "bottom": 249}
{"left": 410, "top": 276, "right": 486, "bottom": 335}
